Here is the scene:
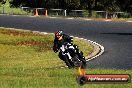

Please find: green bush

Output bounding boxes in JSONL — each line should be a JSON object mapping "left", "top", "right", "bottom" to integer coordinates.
{"left": 82, "top": 10, "right": 89, "bottom": 17}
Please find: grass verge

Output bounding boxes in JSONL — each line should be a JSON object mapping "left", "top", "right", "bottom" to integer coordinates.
{"left": 0, "top": 28, "right": 131, "bottom": 88}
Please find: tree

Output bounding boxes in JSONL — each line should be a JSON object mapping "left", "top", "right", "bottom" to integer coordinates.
{"left": 0, "top": 0, "right": 6, "bottom": 4}
{"left": 80, "top": 0, "right": 96, "bottom": 17}
{"left": 0, "top": 0, "right": 3, "bottom": 2}
{"left": 9, "top": 0, "right": 50, "bottom": 8}
{"left": 9, "top": 0, "right": 31, "bottom": 7}
{"left": 8, "top": 0, "right": 132, "bottom": 14}
{"left": 116, "top": 0, "right": 132, "bottom": 13}
{"left": 66, "top": 0, "right": 80, "bottom": 10}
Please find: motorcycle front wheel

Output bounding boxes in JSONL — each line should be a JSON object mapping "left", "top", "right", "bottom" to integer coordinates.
{"left": 64, "top": 55, "right": 74, "bottom": 69}
{"left": 72, "top": 54, "right": 82, "bottom": 67}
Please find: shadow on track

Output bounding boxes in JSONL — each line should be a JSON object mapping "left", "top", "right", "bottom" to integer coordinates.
{"left": 101, "top": 33, "right": 132, "bottom": 36}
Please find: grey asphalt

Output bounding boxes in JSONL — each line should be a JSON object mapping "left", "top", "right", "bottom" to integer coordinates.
{"left": 0, "top": 15, "right": 132, "bottom": 70}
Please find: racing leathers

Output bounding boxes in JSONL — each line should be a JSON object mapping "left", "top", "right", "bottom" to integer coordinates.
{"left": 53, "top": 34, "right": 86, "bottom": 68}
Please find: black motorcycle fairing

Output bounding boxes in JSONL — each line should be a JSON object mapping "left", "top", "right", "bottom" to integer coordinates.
{"left": 59, "top": 42, "right": 86, "bottom": 68}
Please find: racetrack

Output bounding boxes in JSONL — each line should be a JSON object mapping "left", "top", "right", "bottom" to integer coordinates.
{"left": 0, "top": 15, "right": 132, "bottom": 70}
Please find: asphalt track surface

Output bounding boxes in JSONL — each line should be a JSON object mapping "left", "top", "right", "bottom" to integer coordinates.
{"left": 0, "top": 15, "right": 132, "bottom": 70}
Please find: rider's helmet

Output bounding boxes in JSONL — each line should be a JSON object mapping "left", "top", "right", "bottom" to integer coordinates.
{"left": 55, "top": 30, "right": 63, "bottom": 39}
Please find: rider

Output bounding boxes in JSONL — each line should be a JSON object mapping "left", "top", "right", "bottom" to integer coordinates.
{"left": 53, "top": 30, "right": 86, "bottom": 68}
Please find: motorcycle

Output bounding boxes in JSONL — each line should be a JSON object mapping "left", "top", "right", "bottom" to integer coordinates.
{"left": 59, "top": 42, "right": 86, "bottom": 68}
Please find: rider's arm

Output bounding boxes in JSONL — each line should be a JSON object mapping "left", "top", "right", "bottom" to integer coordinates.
{"left": 53, "top": 39, "right": 59, "bottom": 53}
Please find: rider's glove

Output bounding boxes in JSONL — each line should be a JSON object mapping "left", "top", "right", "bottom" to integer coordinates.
{"left": 53, "top": 47, "right": 58, "bottom": 53}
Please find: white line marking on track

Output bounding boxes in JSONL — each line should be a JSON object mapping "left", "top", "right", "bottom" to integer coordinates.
{"left": 49, "top": 17, "right": 57, "bottom": 18}
{"left": 126, "top": 21, "right": 132, "bottom": 22}
{"left": 67, "top": 18, "right": 74, "bottom": 19}
{"left": 29, "top": 16, "right": 36, "bottom": 17}
{"left": 84, "top": 19, "right": 92, "bottom": 21}
{"left": 104, "top": 20, "right": 112, "bottom": 21}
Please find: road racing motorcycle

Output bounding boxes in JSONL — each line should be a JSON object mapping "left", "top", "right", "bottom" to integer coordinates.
{"left": 59, "top": 42, "right": 86, "bottom": 68}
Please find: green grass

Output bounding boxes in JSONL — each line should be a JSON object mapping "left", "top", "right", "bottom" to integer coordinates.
{"left": 0, "top": 28, "right": 131, "bottom": 88}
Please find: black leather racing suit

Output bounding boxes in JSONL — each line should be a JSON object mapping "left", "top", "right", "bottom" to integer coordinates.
{"left": 53, "top": 34, "right": 86, "bottom": 68}
{"left": 53, "top": 34, "right": 73, "bottom": 52}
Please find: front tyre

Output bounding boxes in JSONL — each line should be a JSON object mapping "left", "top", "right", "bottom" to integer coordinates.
{"left": 64, "top": 55, "right": 74, "bottom": 69}
{"left": 80, "top": 57, "right": 86, "bottom": 68}
{"left": 73, "top": 54, "right": 82, "bottom": 67}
